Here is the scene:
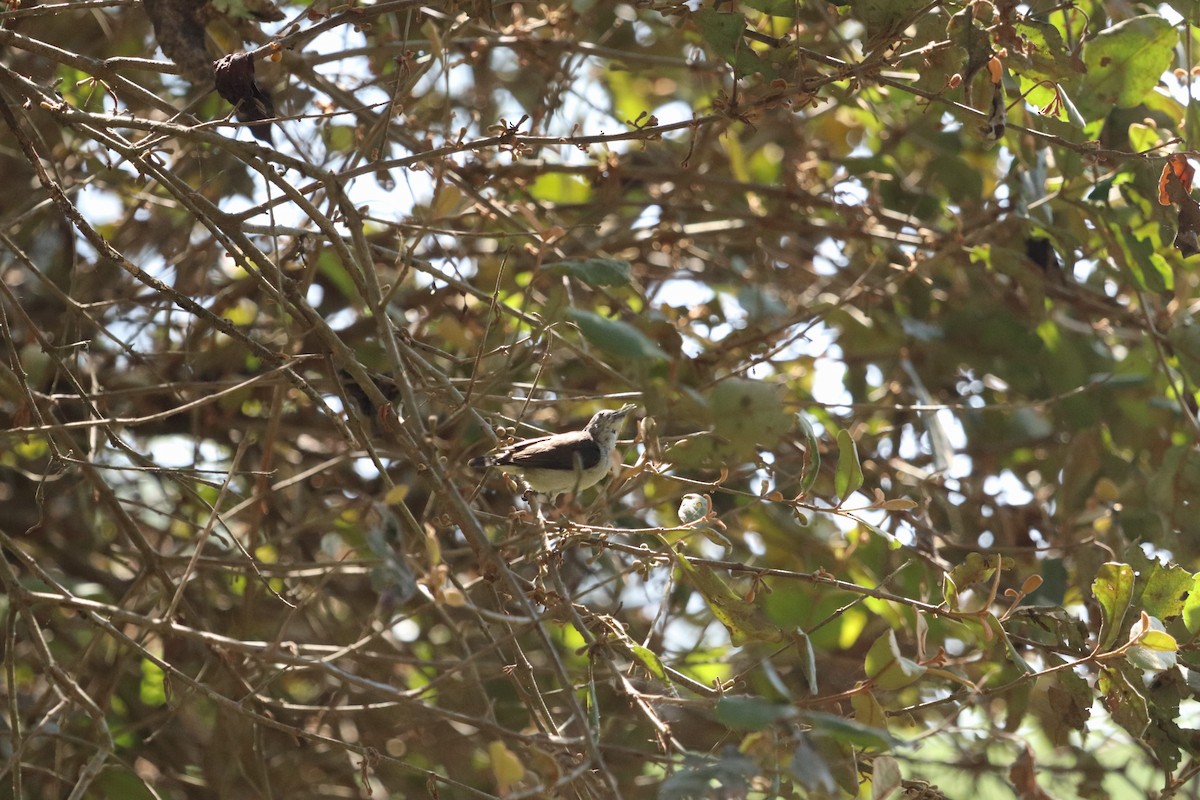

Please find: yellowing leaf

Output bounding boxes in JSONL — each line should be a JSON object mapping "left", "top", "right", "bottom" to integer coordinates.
{"left": 878, "top": 498, "right": 917, "bottom": 511}
{"left": 383, "top": 484, "right": 409, "bottom": 506}
{"left": 488, "top": 741, "right": 525, "bottom": 795}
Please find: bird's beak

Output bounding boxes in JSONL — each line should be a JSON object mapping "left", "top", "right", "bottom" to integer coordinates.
{"left": 617, "top": 403, "right": 637, "bottom": 416}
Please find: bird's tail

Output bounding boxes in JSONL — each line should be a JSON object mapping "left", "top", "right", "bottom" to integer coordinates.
{"left": 468, "top": 456, "right": 496, "bottom": 469}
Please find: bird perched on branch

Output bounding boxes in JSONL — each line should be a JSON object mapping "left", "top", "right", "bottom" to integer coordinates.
{"left": 469, "top": 404, "right": 636, "bottom": 497}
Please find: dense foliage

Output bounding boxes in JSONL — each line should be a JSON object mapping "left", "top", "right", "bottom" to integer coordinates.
{"left": 5, "top": 0, "right": 1200, "bottom": 797}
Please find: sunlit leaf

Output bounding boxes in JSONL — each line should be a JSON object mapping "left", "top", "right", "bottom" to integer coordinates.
{"left": 629, "top": 644, "right": 667, "bottom": 681}
{"left": 528, "top": 172, "right": 592, "bottom": 204}
{"left": 1139, "top": 562, "right": 1192, "bottom": 620}
{"left": 711, "top": 379, "right": 792, "bottom": 459}
{"left": 1078, "top": 16, "right": 1176, "bottom": 118}
{"left": 139, "top": 658, "right": 167, "bottom": 707}
{"left": 1093, "top": 562, "right": 1135, "bottom": 651}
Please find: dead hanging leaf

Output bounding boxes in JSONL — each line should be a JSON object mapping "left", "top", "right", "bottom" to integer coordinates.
{"left": 143, "top": 0, "right": 213, "bottom": 85}
{"left": 1159, "top": 153, "right": 1195, "bottom": 206}
{"left": 1175, "top": 207, "right": 1200, "bottom": 258}
{"left": 1159, "top": 155, "right": 1200, "bottom": 257}
{"left": 214, "top": 52, "right": 276, "bottom": 143}
{"left": 1009, "top": 744, "right": 1053, "bottom": 800}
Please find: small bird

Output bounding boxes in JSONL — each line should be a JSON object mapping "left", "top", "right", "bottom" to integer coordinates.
{"left": 469, "top": 404, "right": 636, "bottom": 497}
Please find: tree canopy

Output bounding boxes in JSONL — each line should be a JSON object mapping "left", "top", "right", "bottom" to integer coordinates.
{"left": 4, "top": 0, "right": 1200, "bottom": 797}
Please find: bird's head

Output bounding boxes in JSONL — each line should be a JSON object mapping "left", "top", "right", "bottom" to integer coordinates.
{"left": 584, "top": 403, "right": 636, "bottom": 447}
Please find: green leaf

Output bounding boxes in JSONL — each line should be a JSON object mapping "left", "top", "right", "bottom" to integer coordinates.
{"left": 1057, "top": 86, "right": 1088, "bottom": 128}
{"left": 660, "top": 751, "right": 758, "bottom": 799}
{"left": 851, "top": 690, "right": 889, "bottom": 731}
{"left": 711, "top": 379, "right": 792, "bottom": 459}
{"left": 221, "top": 297, "right": 258, "bottom": 326}
{"left": 1078, "top": 16, "right": 1177, "bottom": 118}
{"left": 1099, "top": 665, "right": 1150, "bottom": 737}
{"left": 316, "top": 249, "right": 360, "bottom": 301}
{"left": 947, "top": 552, "right": 1002, "bottom": 592}
{"left": 696, "top": 525, "right": 733, "bottom": 550}
{"left": 850, "top": 0, "right": 927, "bottom": 41}
{"left": 943, "top": 573, "right": 960, "bottom": 610}
{"left": 673, "top": 553, "right": 785, "bottom": 645}
{"left": 1151, "top": 254, "right": 1177, "bottom": 292}
{"left": 714, "top": 696, "right": 796, "bottom": 730}
{"left": 1166, "top": 315, "right": 1200, "bottom": 386}
{"left": 693, "top": 7, "right": 743, "bottom": 58}
{"left": 737, "top": 284, "right": 788, "bottom": 322}
{"left": 1183, "top": 574, "right": 1200, "bottom": 634}
{"left": 139, "top": 657, "right": 167, "bottom": 707}
{"left": 528, "top": 173, "right": 592, "bottom": 204}
{"left": 543, "top": 258, "right": 631, "bottom": 287}
{"left": 984, "top": 613, "right": 1035, "bottom": 674}
{"left": 795, "top": 630, "right": 818, "bottom": 695}
{"left": 1092, "top": 562, "right": 1135, "bottom": 651}
{"left": 95, "top": 768, "right": 159, "bottom": 800}
{"left": 796, "top": 413, "right": 821, "bottom": 497}
{"left": 805, "top": 710, "right": 899, "bottom": 750}
{"left": 1139, "top": 562, "right": 1192, "bottom": 620}
{"left": 1039, "top": 665, "right": 1092, "bottom": 746}
{"left": 1127, "top": 123, "right": 1164, "bottom": 154}
{"left": 321, "top": 124, "right": 356, "bottom": 154}
{"left": 565, "top": 309, "right": 669, "bottom": 361}
{"left": 628, "top": 644, "right": 667, "bottom": 681}
{"left": 1011, "top": 18, "right": 1077, "bottom": 82}
{"left": 864, "top": 630, "right": 926, "bottom": 691}
{"left": 1188, "top": 91, "right": 1200, "bottom": 151}
{"left": 693, "top": 8, "right": 772, "bottom": 78}
{"left": 834, "top": 428, "right": 864, "bottom": 501}
{"left": 366, "top": 510, "right": 418, "bottom": 605}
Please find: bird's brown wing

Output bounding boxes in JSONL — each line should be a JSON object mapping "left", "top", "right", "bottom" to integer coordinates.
{"left": 496, "top": 431, "right": 602, "bottom": 470}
